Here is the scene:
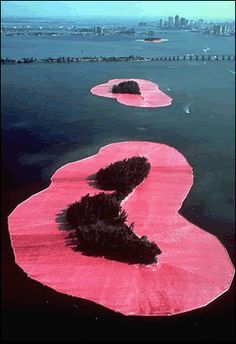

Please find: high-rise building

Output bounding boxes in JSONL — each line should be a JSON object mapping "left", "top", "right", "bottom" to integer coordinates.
{"left": 197, "top": 19, "right": 204, "bottom": 29}
{"left": 180, "top": 17, "right": 186, "bottom": 28}
{"left": 175, "top": 15, "right": 180, "bottom": 28}
{"left": 185, "top": 19, "right": 189, "bottom": 28}
{"left": 189, "top": 20, "right": 195, "bottom": 29}
{"left": 159, "top": 19, "right": 163, "bottom": 28}
{"left": 221, "top": 25, "right": 227, "bottom": 35}
{"left": 168, "top": 16, "right": 174, "bottom": 28}
{"left": 213, "top": 24, "right": 225, "bottom": 35}
{"left": 213, "top": 24, "right": 227, "bottom": 35}
{"left": 213, "top": 25, "right": 220, "bottom": 35}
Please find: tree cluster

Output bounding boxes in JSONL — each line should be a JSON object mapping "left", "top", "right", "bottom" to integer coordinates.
{"left": 65, "top": 156, "right": 161, "bottom": 265}
{"left": 75, "top": 221, "right": 161, "bottom": 265}
{"left": 66, "top": 193, "right": 127, "bottom": 228}
{"left": 95, "top": 156, "right": 150, "bottom": 195}
{"left": 112, "top": 80, "right": 141, "bottom": 95}
{"left": 144, "top": 37, "right": 161, "bottom": 41}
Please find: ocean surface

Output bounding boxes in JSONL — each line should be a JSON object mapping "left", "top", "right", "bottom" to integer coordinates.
{"left": 1, "top": 28, "right": 235, "bottom": 341}
{"left": 1, "top": 31, "right": 235, "bottom": 58}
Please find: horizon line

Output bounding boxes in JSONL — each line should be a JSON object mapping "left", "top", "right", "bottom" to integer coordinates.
{"left": 1, "top": 14, "right": 235, "bottom": 21}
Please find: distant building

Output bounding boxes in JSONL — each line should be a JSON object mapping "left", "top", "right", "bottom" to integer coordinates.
{"left": 159, "top": 19, "right": 163, "bottom": 28}
{"left": 221, "top": 25, "right": 227, "bottom": 34}
{"left": 180, "top": 17, "right": 186, "bottom": 28}
{"left": 189, "top": 20, "right": 195, "bottom": 29}
{"left": 213, "top": 24, "right": 227, "bottom": 35}
{"left": 95, "top": 26, "right": 104, "bottom": 34}
{"left": 138, "top": 22, "right": 147, "bottom": 26}
{"left": 197, "top": 19, "right": 204, "bottom": 29}
{"left": 213, "top": 25, "right": 221, "bottom": 35}
{"left": 175, "top": 15, "right": 180, "bottom": 28}
{"left": 168, "top": 16, "right": 174, "bottom": 28}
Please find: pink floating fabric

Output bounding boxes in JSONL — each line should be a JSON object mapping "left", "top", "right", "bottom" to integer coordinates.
{"left": 90, "top": 79, "right": 172, "bottom": 107}
{"left": 8, "top": 141, "right": 234, "bottom": 316}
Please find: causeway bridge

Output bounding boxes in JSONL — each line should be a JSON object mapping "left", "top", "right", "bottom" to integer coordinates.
{"left": 1, "top": 54, "right": 235, "bottom": 64}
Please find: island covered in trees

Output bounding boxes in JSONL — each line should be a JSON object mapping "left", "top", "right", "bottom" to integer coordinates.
{"left": 144, "top": 37, "right": 162, "bottom": 42}
{"left": 112, "top": 80, "right": 141, "bottom": 95}
{"left": 66, "top": 156, "right": 161, "bottom": 265}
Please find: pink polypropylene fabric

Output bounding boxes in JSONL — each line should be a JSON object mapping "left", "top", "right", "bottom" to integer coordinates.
{"left": 8, "top": 141, "right": 235, "bottom": 316}
{"left": 90, "top": 79, "right": 172, "bottom": 107}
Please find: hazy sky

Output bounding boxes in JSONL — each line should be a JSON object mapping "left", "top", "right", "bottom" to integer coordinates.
{"left": 1, "top": 1, "right": 235, "bottom": 20}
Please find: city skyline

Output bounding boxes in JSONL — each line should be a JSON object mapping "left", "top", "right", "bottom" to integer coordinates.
{"left": 1, "top": 1, "right": 235, "bottom": 20}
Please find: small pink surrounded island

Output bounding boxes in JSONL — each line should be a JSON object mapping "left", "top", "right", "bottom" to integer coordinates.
{"left": 8, "top": 141, "right": 234, "bottom": 316}
{"left": 90, "top": 79, "right": 172, "bottom": 108}
{"left": 144, "top": 38, "right": 162, "bottom": 43}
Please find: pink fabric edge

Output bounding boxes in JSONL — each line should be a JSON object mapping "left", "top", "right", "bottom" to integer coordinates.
{"left": 90, "top": 78, "right": 172, "bottom": 108}
{"left": 8, "top": 141, "right": 235, "bottom": 316}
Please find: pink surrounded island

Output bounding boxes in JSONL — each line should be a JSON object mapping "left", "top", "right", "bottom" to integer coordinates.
{"left": 144, "top": 38, "right": 162, "bottom": 43}
{"left": 8, "top": 141, "right": 234, "bottom": 316}
{"left": 90, "top": 79, "right": 172, "bottom": 108}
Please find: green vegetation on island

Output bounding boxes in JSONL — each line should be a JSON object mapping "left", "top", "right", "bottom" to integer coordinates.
{"left": 112, "top": 80, "right": 141, "bottom": 95}
{"left": 144, "top": 37, "right": 162, "bottom": 41}
{"left": 66, "top": 156, "right": 161, "bottom": 265}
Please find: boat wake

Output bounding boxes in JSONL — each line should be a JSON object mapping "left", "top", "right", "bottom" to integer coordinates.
{"left": 183, "top": 102, "right": 192, "bottom": 114}
{"left": 228, "top": 69, "right": 235, "bottom": 75}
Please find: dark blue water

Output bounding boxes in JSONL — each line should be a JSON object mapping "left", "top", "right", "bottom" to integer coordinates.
{"left": 2, "top": 60, "right": 235, "bottom": 250}
{"left": 1, "top": 27, "right": 235, "bottom": 341}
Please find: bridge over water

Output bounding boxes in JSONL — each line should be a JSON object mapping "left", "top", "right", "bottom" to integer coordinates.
{"left": 1, "top": 54, "right": 235, "bottom": 64}
{"left": 155, "top": 54, "right": 235, "bottom": 61}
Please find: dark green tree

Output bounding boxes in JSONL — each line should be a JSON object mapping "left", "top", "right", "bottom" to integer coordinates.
{"left": 65, "top": 156, "right": 161, "bottom": 265}
{"left": 112, "top": 80, "right": 141, "bottom": 94}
